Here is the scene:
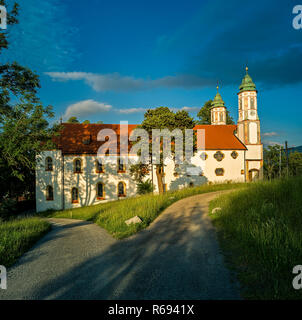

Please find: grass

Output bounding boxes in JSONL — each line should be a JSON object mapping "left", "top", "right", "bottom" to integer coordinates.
{"left": 42, "top": 182, "right": 244, "bottom": 239}
{"left": 0, "top": 217, "right": 51, "bottom": 267}
{"left": 209, "top": 177, "right": 302, "bottom": 300}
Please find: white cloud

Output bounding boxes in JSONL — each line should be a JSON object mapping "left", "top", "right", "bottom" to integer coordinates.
{"left": 262, "top": 140, "right": 283, "bottom": 147}
{"left": 64, "top": 99, "right": 112, "bottom": 119}
{"left": 262, "top": 132, "right": 278, "bottom": 137}
{"left": 117, "top": 106, "right": 200, "bottom": 114}
{"left": 45, "top": 72, "right": 213, "bottom": 92}
{"left": 175, "top": 106, "right": 200, "bottom": 112}
{"left": 117, "top": 108, "right": 148, "bottom": 114}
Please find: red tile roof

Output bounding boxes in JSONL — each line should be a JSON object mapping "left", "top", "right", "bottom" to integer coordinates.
{"left": 53, "top": 123, "right": 246, "bottom": 155}
{"left": 194, "top": 125, "right": 247, "bottom": 150}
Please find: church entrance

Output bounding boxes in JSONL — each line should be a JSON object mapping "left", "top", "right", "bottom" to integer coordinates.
{"left": 248, "top": 169, "right": 259, "bottom": 182}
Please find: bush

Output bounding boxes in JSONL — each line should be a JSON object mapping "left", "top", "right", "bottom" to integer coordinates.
{"left": 137, "top": 179, "right": 154, "bottom": 195}
{"left": 0, "top": 196, "right": 17, "bottom": 220}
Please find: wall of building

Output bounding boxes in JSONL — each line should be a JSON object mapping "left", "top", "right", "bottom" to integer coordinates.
{"left": 36, "top": 150, "right": 63, "bottom": 212}
{"left": 36, "top": 148, "right": 246, "bottom": 212}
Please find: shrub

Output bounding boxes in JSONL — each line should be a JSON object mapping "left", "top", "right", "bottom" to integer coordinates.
{"left": 137, "top": 179, "right": 154, "bottom": 195}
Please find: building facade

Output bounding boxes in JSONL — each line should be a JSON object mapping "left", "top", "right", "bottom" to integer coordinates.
{"left": 36, "top": 69, "right": 263, "bottom": 212}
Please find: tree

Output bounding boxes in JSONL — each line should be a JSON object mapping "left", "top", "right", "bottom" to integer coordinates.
{"left": 288, "top": 152, "right": 302, "bottom": 177}
{"left": 196, "top": 100, "right": 234, "bottom": 125}
{"left": 0, "top": 1, "right": 56, "bottom": 200}
{"left": 96, "top": 120, "right": 104, "bottom": 124}
{"left": 67, "top": 116, "right": 79, "bottom": 123}
{"left": 82, "top": 120, "right": 90, "bottom": 124}
{"left": 130, "top": 107, "right": 195, "bottom": 193}
{"left": 263, "top": 145, "right": 284, "bottom": 180}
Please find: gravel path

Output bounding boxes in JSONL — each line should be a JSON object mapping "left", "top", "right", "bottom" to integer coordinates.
{"left": 0, "top": 191, "right": 241, "bottom": 300}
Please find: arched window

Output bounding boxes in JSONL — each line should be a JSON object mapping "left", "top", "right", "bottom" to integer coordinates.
{"left": 74, "top": 159, "right": 82, "bottom": 173}
{"left": 46, "top": 185, "right": 54, "bottom": 201}
{"left": 45, "top": 157, "right": 53, "bottom": 171}
{"left": 219, "top": 112, "right": 223, "bottom": 122}
{"left": 118, "top": 182, "right": 126, "bottom": 197}
{"left": 96, "top": 182, "right": 105, "bottom": 199}
{"left": 117, "top": 158, "right": 126, "bottom": 173}
{"left": 96, "top": 159, "right": 104, "bottom": 173}
{"left": 250, "top": 97, "right": 255, "bottom": 109}
{"left": 71, "top": 187, "right": 79, "bottom": 203}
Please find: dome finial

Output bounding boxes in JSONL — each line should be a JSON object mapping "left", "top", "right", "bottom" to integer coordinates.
{"left": 216, "top": 81, "right": 219, "bottom": 92}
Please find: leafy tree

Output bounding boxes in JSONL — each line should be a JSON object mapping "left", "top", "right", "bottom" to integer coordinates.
{"left": 196, "top": 100, "right": 234, "bottom": 125}
{"left": 82, "top": 120, "right": 90, "bottom": 124}
{"left": 96, "top": 120, "right": 104, "bottom": 124}
{"left": 0, "top": 1, "right": 56, "bottom": 200}
{"left": 67, "top": 116, "right": 79, "bottom": 123}
{"left": 263, "top": 145, "right": 284, "bottom": 180}
{"left": 131, "top": 107, "right": 195, "bottom": 193}
{"left": 288, "top": 152, "right": 302, "bottom": 177}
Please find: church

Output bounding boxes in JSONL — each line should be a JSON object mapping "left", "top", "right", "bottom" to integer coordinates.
{"left": 36, "top": 68, "right": 263, "bottom": 212}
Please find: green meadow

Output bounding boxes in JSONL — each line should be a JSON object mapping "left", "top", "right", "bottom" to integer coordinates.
{"left": 0, "top": 217, "right": 51, "bottom": 267}
{"left": 210, "top": 177, "right": 302, "bottom": 299}
{"left": 42, "top": 182, "right": 243, "bottom": 239}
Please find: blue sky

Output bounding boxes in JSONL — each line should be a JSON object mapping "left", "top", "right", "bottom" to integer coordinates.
{"left": 3, "top": 0, "right": 302, "bottom": 146}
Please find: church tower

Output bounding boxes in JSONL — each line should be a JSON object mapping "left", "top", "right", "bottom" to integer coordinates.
{"left": 237, "top": 67, "right": 263, "bottom": 181}
{"left": 211, "top": 85, "right": 226, "bottom": 125}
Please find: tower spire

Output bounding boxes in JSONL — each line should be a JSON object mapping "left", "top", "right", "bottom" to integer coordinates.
{"left": 211, "top": 83, "right": 226, "bottom": 125}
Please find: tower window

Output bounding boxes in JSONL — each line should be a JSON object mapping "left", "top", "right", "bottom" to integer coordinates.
{"left": 96, "top": 182, "right": 105, "bottom": 199}
{"left": 118, "top": 182, "right": 126, "bottom": 197}
{"left": 74, "top": 159, "right": 82, "bottom": 173}
{"left": 45, "top": 157, "right": 53, "bottom": 171}
{"left": 250, "top": 97, "right": 255, "bottom": 109}
{"left": 244, "top": 97, "right": 248, "bottom": 109}
{"left": 219, "top": 112, "right": 223, "bottom": 122}
{"left": 215, "top": 168, "right": 224, "bottom": 176}
{"left": 46, "top": 185, "right": 54, "bottom": 201}
{"left": 71, "top": 187, "right": 79, "bottom": 203}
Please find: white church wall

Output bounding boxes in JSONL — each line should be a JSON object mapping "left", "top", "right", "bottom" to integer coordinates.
{"left": 245, "top": 144, "right": 263, "bottom": 160}
{"left": 62, "top": 155, "right": 138, "bottom": 210}
{"left": 36, "top": 150, "right": 63, "bottom": 212}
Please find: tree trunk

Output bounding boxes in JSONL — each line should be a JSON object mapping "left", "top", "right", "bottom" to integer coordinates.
{"left": 155, "top": 165, "right": 164, "bottom": 194}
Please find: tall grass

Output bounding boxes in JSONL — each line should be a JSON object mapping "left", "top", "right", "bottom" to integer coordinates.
{"left": 44, "top": 182, "right": 244, "bottom": 239}
{"left": 0, "top": 217, "right": 51, "bottom": 267}
{"left": 209, "top": 177, "right": 302, "bottom": 300}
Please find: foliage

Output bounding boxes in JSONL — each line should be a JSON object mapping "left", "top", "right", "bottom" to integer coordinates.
{"left": 131, "top": 107, "right": 196, "bottom": 193}
{"left": 129, "top": 163, "right": 150, "bottom": 183}
{"left": 137, "top": 179, "right": 154, "bottom": 195}
{"left": 0, "top": 196, "right": 17, "bottom": 220}
{"left": 263, "top": 145, "right": 302, "bottom": 180}
{"left": 196, "top": 100, "right": 234, "bottom": 125}
{"left": 67, "top": 116, "right": 79, "bottom": 123}
{"left": 0, "top": 1, "right": 56, "bottom": 201}
{"left": 0, "top": 217, "right": 51, "bottom": 267}
{"left": 82, "top": 120, "right": 90, "bottom": 124}
{"left": 210, "top": 177, "right": 302, "bottom": 299}
{"left": 42, "top": 182, "right": 244, "bottom": 239}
